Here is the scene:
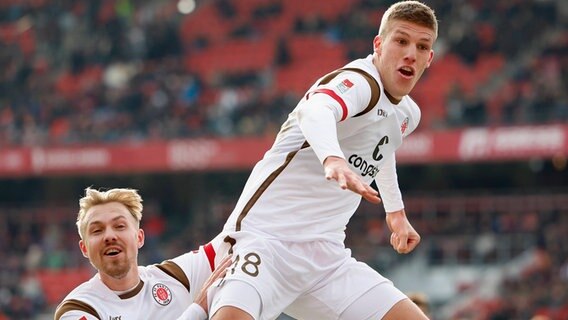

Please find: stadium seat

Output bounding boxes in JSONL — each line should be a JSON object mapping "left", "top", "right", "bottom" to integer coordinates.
{"left": 37, "top": 268, "right": 93, "bottom": 306}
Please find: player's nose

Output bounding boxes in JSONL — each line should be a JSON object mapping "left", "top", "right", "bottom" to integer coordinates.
{"left": 103, "top": 228, "right": 118, "bottom": 242}
{"left": 404, "top": 45, "right": 417, "bottom": 62}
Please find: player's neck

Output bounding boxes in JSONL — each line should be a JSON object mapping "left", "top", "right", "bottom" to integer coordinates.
{"left": 100, "top": 267, "right": 141, "bottom": 292}
{"left": 111, "top": 279, "right": 142, "bottom": 296}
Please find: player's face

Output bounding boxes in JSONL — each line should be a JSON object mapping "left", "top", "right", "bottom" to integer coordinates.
{"left": 79, "top": 202, "right": 144, "bottom": 281}
{"left": 373, "top": 20, "right": 435, "bottom": 100}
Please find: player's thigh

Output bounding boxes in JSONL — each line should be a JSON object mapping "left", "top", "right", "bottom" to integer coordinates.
{"left": 213, "top": 234, "right": 304, "bottom": 319}
{"left": 382, "top": 298, "right": 429, "bottom": 320}
{"left": 285, "top": 259, "right": 393, "bottom": 319}
{"left": 339, "top": 281, "right": 410, "bottom": 320}
{"left": 210, "top": 280, "right": 259, "bottom": 320}
{"left": 212, "top": 307, "right": 254, "bottom": 320}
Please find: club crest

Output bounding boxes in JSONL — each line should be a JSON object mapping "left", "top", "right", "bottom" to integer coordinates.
{"left": 152, "top": 283, "right": 172, "bottom": 306}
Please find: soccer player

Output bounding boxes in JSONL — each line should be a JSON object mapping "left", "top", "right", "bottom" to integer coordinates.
{"left": 54, "top": 187, "right": 231, "bottom": 320}
{"left": 209, "top": 1, "right": 437, "bottom": 319}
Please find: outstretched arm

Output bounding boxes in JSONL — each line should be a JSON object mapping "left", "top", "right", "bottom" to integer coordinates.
{"left": 324, "top": 156, "right": 381, "bottom": 204}
{"left": 297, "top": 90, "right": 380, "bottom": 204}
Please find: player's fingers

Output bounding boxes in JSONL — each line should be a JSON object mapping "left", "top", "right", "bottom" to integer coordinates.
{"left": 390, "top": 233, "right": 397, "bottom": 249}
{"left": 397, "top": 233, "right": 409, "bottom": 253}
{"left": 364, "top": 184, "right": 378, "bottom": 195}
{"left": 357, "top": 183, "right": 376, "bottom": 195}
{"left": 219, "top": 254, "right": 233, "bottom": 268}
{"left": 360, "top": 184, "right": 380, "bottom": 203}
{"left": 405, "top": 242, "right": 418, "bottom": 253}
{"left": 324, "top": 167, "right": 335, "bottom": 181}
{"left": 406, "top": 235, "right": 421, "bottom": 252}
{"left": 345, "top": 175, "right": 367, "bottom": 194}
{"left": 210, "top": 255, "right": 232, "bottom": 279}
{"left": 362, "top": 192, "right": 381, "bottom": 204}
{"left": 336, "top": 173, "right": 347, "bottom": 189}
{"left": 215, "top": 267, "right": 228, "bottom": 280}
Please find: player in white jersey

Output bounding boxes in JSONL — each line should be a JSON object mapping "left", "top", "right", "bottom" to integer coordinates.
{"left": 54, "top": 187, "right": 232, "bottom": 320}
{"left": 210, "top": 1, "right": 438, "bottom": 320}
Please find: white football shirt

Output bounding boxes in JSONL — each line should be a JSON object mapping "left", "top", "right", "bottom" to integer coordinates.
{"left": 55, "top": 237, "right": 227, "bottom": 320}
{"left": 222, "top": 54, "right": 421, "bottom": 243}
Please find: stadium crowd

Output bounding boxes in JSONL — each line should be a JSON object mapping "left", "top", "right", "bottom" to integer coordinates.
{"left": 0, "top": 0, "right": 567, "bottom": 319}
{"left": 1, "top": 192, "right": 568, "bottom": 319}
{"left": 0, "top": 0, "right": 566, "bottom": 147}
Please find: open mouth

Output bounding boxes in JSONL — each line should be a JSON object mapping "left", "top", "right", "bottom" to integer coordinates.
{"left": 104, "top": 247, "right": 122, "bottom": 256}
{"left": 398, "top": 66, "right": 415, "bottom": 78}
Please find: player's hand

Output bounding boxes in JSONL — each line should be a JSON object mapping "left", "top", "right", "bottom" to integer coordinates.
{"left": 323, "top": 156, "right": 381, "bottom": 204}
{"left": 386, "top": 210, "right": 420, "bottom": 254}
{"left": 194, "top": 254, "right": 233, "bottom": 314}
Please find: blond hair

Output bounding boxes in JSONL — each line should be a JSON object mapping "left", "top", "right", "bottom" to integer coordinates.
{"left": 378, "top": 1, "right": 438, "bottom": 39}
{"left": 77, "top": 187, "right": 143, "bottom": 239}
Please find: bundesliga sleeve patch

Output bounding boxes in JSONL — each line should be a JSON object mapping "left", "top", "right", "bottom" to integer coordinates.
{"left": 336, "top": 79, "right": 354, "bottom": 93}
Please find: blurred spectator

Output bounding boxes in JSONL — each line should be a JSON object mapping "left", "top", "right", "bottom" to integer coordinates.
{"left": 216, "top": 0, "right": 237, "bottom": 19}
{"left": 445, "top": 83, "right": 467, "bottom": 127}
{"left": 0, "top": 0, "right": 565, "bottom": 147}
{"left": 274, "top": 36, "right": 291, "bottom": 66}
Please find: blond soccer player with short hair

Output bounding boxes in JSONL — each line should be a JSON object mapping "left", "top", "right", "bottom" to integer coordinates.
{"left": 55, "top": 187, "right": 231, "bottom": 320}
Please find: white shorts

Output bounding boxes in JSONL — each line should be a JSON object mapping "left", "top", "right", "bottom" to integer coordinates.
{"left": 209, "top": 231, "right": 407, "bottom": 320}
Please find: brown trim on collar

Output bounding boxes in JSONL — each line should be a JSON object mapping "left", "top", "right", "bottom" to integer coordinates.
{"left": 384, "top": 90, "right": 401, "bottom": 104}
{"left": 155, "top": 260, "right": 190, "bottom": 292}
{"left": 347, "top": 68, "right": 380, "bottom": 117}
{"left": 54, "top": 299, "right": 100, "bottom": 320}
{"left": 371, "top": 54, "right": 402, "bottom": 104}
{"left": 118, "top": 279, "right": 144, "bottom": 299}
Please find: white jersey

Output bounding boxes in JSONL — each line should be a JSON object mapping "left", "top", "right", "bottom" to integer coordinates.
{"left": 55, "top": 237, "right": 228, "bottom": 320}
{"left": 222, "top": 55, "right": 421, "bottom": 243}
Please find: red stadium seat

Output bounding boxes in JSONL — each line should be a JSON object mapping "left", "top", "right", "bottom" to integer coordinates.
{"left": 37, "top": 268, "right": 93, "bottom": 306}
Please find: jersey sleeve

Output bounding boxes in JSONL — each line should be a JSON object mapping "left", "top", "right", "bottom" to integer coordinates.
{"left": 57, "top": 310, "right": 99, "bottom": 320}
{"left": 297, "top": 71, "right": 374, "bottom": 164}
{"left": 374, "top": 155, "right": 404, "bottom": 213}
{"left": 297, "top": 97, "right": 345, "bottom": 163}
{"left": 306, "top": 71, "right": 373, "bottom": 122}
{"left": 169, "top": 243, "right": 215, "bottom": 300}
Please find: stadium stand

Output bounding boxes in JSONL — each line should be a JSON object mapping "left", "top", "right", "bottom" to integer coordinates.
{"left": 0, "top": 0, "right": 566, "bottom": 319}
{"left": 0, "top": 0, "right": 566, "bottom": 146}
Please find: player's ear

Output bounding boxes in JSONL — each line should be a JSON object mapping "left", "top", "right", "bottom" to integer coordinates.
{"left": 426, "top": 50, "right": 434, "bottom": 68}
{"left": 137, "top": 228, "right": 145, "bottom": 249}
{"left": 373, "top": 35, "right": 382, "bottom": 54}
{"left": 79, "top": 239, "right": 88, "bottom": 258}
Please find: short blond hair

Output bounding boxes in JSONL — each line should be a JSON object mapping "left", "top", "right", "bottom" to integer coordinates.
{"left": 77, "top": 187, "right": 143, "bottom": 239}
{"left": 378, "top": 1, "right": 438, "bottom": 39}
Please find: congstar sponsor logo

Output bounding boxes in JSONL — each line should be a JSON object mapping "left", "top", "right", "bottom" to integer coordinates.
{"left": 348, "top": 154, "right": 379, "bottom": 178}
